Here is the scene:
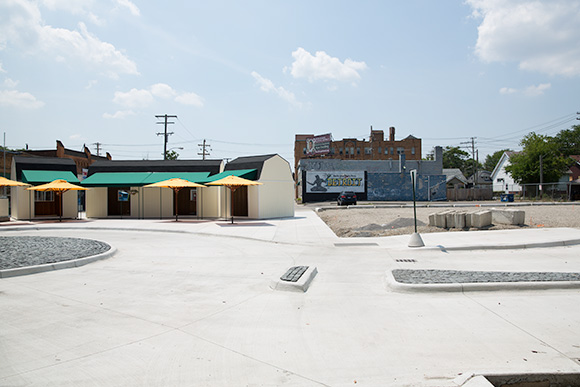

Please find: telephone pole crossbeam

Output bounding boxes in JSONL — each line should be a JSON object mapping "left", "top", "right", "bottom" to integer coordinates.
{"left": 197, "top": 139, "right": 211, "bottom": 160}
{"left": 156, "top": 114, "right": 177, "bottom": 160}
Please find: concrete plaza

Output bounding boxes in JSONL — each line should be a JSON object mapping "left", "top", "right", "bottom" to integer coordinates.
{"left": 1, "top": 207, "right": 580, "bottom": 386}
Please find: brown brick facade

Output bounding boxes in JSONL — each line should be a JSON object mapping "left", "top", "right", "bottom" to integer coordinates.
{"left": 294, "top": 127, "right": 421, "bottom": 172}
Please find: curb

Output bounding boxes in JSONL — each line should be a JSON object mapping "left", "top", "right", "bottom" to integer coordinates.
{"left": 0, "top": 243, "right": 117, "bottom": 279}
{"left": 384, "top": 270, "right": 580, "bottom": 293}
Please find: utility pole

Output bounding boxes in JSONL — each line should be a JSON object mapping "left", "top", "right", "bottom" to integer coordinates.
{"left": 460, "top": 137, "right": 477, "bottom": 185}
{"left": 92, "top": 142, "right": 102, "bottom": 156}
{"left": 539, "top": 154, "right": 543, "bottom": 197}
{"left": 197, "top": 139, "right": 211, "bottom": 160}
{"left": 156, "top": 114, "right": 177, "bottom": 160}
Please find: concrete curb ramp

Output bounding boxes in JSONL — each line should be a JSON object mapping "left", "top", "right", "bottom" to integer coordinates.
{"left": 0, "top": 243, "right": 117, "bottom": 278}
{"left": 385, "top": 270, "right": 580, "bottom": 293}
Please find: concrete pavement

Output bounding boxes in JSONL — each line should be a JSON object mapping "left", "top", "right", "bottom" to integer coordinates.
{"left": 1, "top": 207, "right": 580, "bottom": 386}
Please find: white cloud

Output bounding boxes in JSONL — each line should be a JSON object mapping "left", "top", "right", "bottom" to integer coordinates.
{"left": 175, "top": 92, "right": 204, "bottom": 107}
{"left": 103, "top": 110, "right": 135, "bottom": 119}
{"left": 499, "top": 83, "right": 551, "bottom": 96}
{"left": 0, "top": 89, "right": 44, "bottom": 108}
{"left": 114, "top": 0, "right": 140, "bottom": 16}
{"left": 467, "top": 0, "right": 580, "bottom": 76}
{"left": 4, "top": 78, "right": 19, "bottom": 88}
{"left": 499, "top": 87, "right": 517, "bottom": 95}
{"left": 150, "top": 83, "right": 177, "bottom": 99}
{"left": 287, "top": 47, "right": 367, "bottom": 84}
{"left": 251, "top": 71, "right": 302, "bottom": 108}
{"left": 112, "top": 84, "right": 204, "bottom": 109}
{"left": 524, "top": 83, "right": 551, "bottom": 96}
{"left": 0, "top": 62, "right": 5, "bottom": 73}
{"left": 85, "top": 79, "right": 98, "bottom": 89}
{"left": 0, "top": 0, "right": 138, "bottom": 78}
{"left": 113, "top": 88, "right": 154, "bottom": 108}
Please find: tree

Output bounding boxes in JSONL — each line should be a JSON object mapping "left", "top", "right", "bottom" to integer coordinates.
{"left": 505, "top": 132, "right": 568, "bottom": 184}
{"left": 554, "top": 124, "right": 580, "bottom": 157}
{"left": 484, "top": 149, "right": 512, "bottom": 172}
{"left": 165, "top": 150, "right": 179, "bottom": 160}
{"left": 442, "top": 146, "right": 469, "bottom": 170}
{"left": 442, "top": 146, "right": 482, "bottom": 177}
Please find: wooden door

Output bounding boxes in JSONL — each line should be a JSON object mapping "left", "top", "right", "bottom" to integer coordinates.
{"left": 176, "top": 188, "right": 197, "bottom": 216}
{"left": 108, "top": 187, "right": 131, "bottom": 216}
{"left": 232, "top": 186, "right": 248, "bottom": 216}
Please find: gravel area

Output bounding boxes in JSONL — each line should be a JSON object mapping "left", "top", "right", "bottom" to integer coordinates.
{"left": 317, "top": 203, "right": 580, "bottom": 237}
{"left": 393, "top": 269, "right": 580, "bottom": 284}
{"left": 0, "top": 236, "right": 111, "bottom": 270}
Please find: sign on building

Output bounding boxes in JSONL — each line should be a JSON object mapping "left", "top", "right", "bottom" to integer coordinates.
{"left": 305, "top": 171, "right": 365, "bottom": 193}
{"left": 305, "top": 133, "right": 332, "bottom": 156}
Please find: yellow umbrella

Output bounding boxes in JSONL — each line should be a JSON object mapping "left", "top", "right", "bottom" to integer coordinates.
{"left": 143, "top": 178, "right": 206, "bottom": 221}
{"left": 27, "top": 179, "right": 88, "bottom": 222}
{"left": 206, "top": 175, "right": 262, "bottom": 224}
{"left": 0, "top": 176, "right": 30, "bottom": 187}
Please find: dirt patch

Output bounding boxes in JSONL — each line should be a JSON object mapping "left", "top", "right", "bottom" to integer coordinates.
{"left": 316, "top": 204, "right": 580, "bottom": 237}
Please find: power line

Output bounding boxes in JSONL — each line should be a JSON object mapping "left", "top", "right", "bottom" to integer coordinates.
{"left": 198, "top": 139, "right": 211, "bottom": 160}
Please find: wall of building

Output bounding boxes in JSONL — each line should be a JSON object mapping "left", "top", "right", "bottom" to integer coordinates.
{"left": 253, "top": 156, "right": 295, "bottom": 219}
{"left": 367, "top": 173, "right": 446, "bottom": 201}
{"left": 86, "top": 187, "right": 107, "bottom": 218}
{"left": 297, "top": 146, "right": 444, "bottom": 202}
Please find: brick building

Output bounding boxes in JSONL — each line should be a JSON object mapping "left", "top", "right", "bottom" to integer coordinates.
{"left": 294, "top": 127, "right": 421, "bottom": 173}
{"left": 1, "top": 140, "right": 111, "bottom": 179}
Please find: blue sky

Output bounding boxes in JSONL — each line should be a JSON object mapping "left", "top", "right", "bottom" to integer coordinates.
{"left": 1, "top": 0, "right": 579, "bottom": 167}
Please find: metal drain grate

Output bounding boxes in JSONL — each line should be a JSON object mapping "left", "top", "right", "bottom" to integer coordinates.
{"left": 280, "top": 266, "right": 309, "bottom": 282}
{"left": 395, "top": 259, "right": 417, "bottom": 263}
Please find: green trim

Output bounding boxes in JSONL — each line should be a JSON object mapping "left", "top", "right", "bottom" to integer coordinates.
{"left": 81, "top": 171, "right": 211, "bottom": 187}
{"left": 198, "top": 169, "right": 257, "bottom": 183}
{"left": 22, "top": 170, "right": 80, "bottom": 184}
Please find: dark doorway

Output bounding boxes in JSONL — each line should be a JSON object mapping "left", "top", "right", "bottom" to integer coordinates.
{"left": 34, "top": 191, "right": 60, "bottom": 216}
{"left": 176, "top": 188, "right": 197, "bottom": 216}
{"left": 108, "top": 187, "right": 131, "bottom": 216}
{"left": 232, "top": 186, "right": 248, "bottom": 216}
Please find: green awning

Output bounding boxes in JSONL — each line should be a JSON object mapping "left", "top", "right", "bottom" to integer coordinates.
{"left": 199, "top": 169, "right": 258, "bottom": 183}
{"left": 22, "top": 170, "right": 79, "bottom": 184}
{"left": 142, "top": 172, "right": 210, "bottom": 184}
{"left": 81, "top": 172, "right": 211, "bottom": 187}
{"left": 82, "top": 172, "right": 151, "bottom": 187}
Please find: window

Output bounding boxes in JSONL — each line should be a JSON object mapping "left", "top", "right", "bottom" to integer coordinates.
{"left": 397, "top": 147, "right": 405, "bottom": 154}
{"left": 303, "top": 147, "right": 306, "bottom": 155}
{"left": 350, "top": 147, "right": 354, "bottom": 155}
{"left": 345, "top": 148, "right": 349, "bottom": 155}
{"left": 378, "top": 147, "right": 382, "bottom": 154}
{"left": 390, "top": 147, "right": 394, "bottom": 155}
{"left": 411, "top": 147, "right": 415, "bottom": 155}
{"left": 497, "top": 178, "right": 504, "bottom": 183}
{"left": 35, "top": 191, "right": 54, "bottom": 202}
{"left": 364, "top": 147, "right": 372, "bottom": 155}
{"left": 339, "top": 148, "right": 343, "bottom": 155}
{"left": 357, "top": 147, "right": 361, "bottom": 155}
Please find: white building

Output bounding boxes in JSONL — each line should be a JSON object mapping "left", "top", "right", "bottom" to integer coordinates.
{"left": 490, "top": 151, "right": 521, "bottom": 193}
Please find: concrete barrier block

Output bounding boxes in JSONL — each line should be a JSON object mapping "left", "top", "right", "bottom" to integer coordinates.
{"left": 466, "top": 210, "right": 492, "bottom": 228}
{"left": 431, "top": 210, "right": 453, "bottom": 228}
{"left": 452, "top": 212, "right": 466, "bottom": 228}
{"left": 492, "top": 209, "right": 525, "bottom": 225}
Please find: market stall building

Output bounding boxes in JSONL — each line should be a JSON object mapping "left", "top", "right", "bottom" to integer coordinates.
{"left": 10, "top": 156, "right": 81, "bottom": 220}
{"left": 81, "top": 154, "right": 294, "bottom": 220}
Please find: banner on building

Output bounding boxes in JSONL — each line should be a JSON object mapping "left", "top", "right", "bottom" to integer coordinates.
{"left": 305, "top": 171, "right": 365, "bottom": 193}
{"left": 305, "top": 133, "right": 332, "bottom": 156}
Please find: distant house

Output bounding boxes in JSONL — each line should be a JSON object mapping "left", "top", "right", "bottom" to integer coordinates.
{"left": 468, "top": 170, "right": 493, "bottom": 187}
{"left": 442, "top": 168, "right": 467, "bottom": 188}
{"left": 567, "top": 156, "right": 580, "bottom": 181}
{"left": 490, "top": 151, "right": 521, "bottom": 193}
